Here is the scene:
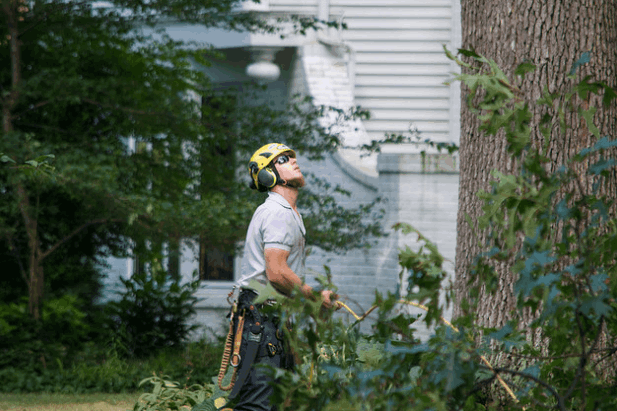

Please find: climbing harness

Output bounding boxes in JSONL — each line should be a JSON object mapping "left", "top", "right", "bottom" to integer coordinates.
{"left": 217, "top": 288, "right": 279, "bottom": 397}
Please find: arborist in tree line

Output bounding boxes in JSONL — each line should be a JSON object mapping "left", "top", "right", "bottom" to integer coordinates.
{"left": 223, "top": 143, "right": 337, "bottom": 411}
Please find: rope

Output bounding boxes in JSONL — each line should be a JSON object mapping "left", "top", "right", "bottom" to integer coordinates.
{"left": 335, "top": 299, "right": 522, "bottom": 407}
{"left": 217, "top": 311, "right": 245, "bottom": 391}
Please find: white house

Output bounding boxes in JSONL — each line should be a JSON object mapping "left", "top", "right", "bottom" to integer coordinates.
{"left": 103, "top": 0, "right": 462, "bottom": 339}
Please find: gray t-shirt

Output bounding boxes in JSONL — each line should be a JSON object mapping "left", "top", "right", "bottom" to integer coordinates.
{"left": 237, "top": 191, "right": 306, "bottom": 289}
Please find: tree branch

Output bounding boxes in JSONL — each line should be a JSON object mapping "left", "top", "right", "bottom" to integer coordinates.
{"left": 12, "top": 120, "right": 71, "bottom": 134}
{"left": 565, "top": 315, "right": 606, "bottom": 403}
{"left": 13, "top": 100, "right": 51, "bottom": 118}
{"left": 566, "top": 282, "right": 587, "bottom": 406}
{"left": 82, "top": 98, "right": 170, "bottom": 117}
{"left": 592, "top": 345, "right": 617, "bottom": 368}
{"left": 39, "top": 218, "right": 124, "bottom": 261}
{"left": 482, "top": 366, "right": 566, "bottom": 411}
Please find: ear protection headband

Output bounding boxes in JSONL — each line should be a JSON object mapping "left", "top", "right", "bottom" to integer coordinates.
{"left": 248, "top": 161, "right": 280, "bottom": 192}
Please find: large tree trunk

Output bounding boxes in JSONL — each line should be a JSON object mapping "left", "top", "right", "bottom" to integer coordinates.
{"left": 454, "top": 0, "right": 617, "bottom": 373}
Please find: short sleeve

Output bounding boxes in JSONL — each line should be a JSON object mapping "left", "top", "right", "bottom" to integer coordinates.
{"left": 261, "top": 209, "right": 294, "bottom": 252}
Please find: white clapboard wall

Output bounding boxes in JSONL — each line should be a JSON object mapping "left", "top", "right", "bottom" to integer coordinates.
{"left": 269, "top": 0, "right": 457, "bottom": 145}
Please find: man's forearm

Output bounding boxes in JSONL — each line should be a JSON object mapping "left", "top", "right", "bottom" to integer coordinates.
{"left": 267, "top": 267, "right": 312, "bottom": 298}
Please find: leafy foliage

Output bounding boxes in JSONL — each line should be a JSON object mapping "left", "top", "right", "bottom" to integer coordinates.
{"left": 448, "top": 48, "right": 617, "bottom": 409}
{"left": 0, "top": 336, "right": 223, "bottom": 394}
{"left": 133, "top": 375, "right": 215, "bottom": 411}
{"left": 0, "top": 295, "right": 90, "bottom": 370}
{"left": 104, "top": 266, "right": 201, "bottom": 358}
{"left": 1, "top": 0, "right": 387, "bottom": 369}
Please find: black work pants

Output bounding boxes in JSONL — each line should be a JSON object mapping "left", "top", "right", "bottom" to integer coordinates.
{"left": 227, "top": 289, "right": 292, "bottom": 411}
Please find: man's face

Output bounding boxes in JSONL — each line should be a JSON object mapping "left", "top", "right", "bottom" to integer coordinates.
{"left": 273, "top": 151, "right": 305, "bottom": 188}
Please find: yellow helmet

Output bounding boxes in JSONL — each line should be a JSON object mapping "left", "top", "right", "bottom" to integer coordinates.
{"left": 248, "top": 143, "right": 296, "bottom": 191}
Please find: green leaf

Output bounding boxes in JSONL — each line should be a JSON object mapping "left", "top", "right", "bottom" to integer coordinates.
{"left": 569, "top": 51, "right": 591, "bottom": 76}
{"left": 579, "top": 299, "right": 612, "bottom": 317}
{"left": 602, "top": 82, "right": 617, "bottom": 107}
{"left": 457, "top": 48, "right": 481, "bottom": 59}
{"left": 248, "top": 279, "right": 285, "bottom": 304}
{"left": 1, "top": 154, "right": 16, "bottom": 164}
{"left": 514, "top": 61, "right": 536, "bottom": 78}
{"left": 444, "top": 46, "right": 456, "bottom": 61}
{"left": 579, "top": 106, "right": 600, "bottom": 137}
{"left": 589, "top": 158, "right": 617, "bottom": 175}
{"left": 578, "top": 136, "right": 617, "bottom": 157}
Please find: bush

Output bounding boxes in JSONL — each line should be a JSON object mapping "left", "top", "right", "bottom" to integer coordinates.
{"left": 103, "top": 267, "right": 201, "bottom": 358}
{"left": 0, "top": 338, "right": 224, "bottom": 394}
{"left": 0, "top": 295, "right": 91, "bottom": 370}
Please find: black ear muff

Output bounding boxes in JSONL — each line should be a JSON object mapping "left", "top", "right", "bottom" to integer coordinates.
{"left": 248, "top": 162, "right": 261, "bottom": 191}
{"left": 257, "top": 167, "right": 277, "bottom": 188}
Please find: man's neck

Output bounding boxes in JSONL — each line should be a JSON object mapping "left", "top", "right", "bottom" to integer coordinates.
{"left": 271, "top": 185, "right": 299, "bottom": 210}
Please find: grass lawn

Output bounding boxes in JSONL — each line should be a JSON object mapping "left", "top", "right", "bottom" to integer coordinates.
{"left": 0, "top": 393, "right": 141, "bottom": 411}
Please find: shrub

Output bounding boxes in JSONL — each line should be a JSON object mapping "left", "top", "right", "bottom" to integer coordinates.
{"left": 0, "top": 295, "right": 91, "bottom": 370}
{"left": 0, "top": 338, "right": 223, "bottom": 394}
{"left": 103, "top": 267, "right": 201, "bottom": 358}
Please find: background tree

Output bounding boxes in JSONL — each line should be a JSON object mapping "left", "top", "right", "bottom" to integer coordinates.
{"left": 0, "top": 0, "right": 380, "bottom": 326}
{"left": 454, "top": 0, "right": 617, "bottom": 377}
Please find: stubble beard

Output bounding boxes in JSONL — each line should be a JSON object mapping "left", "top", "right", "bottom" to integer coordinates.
{"left": 285, "top": 175, "right": 305, "bottom": 188}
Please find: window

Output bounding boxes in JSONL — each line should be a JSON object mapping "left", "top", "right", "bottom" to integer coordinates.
{"left": 199, "top": 242, "right": 234, "bottom": 281}
{"left": 198, "top": 93, "right": 238, "bottom": 282}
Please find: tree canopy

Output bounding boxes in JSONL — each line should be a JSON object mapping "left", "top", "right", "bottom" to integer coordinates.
{"left": 0, "top": 0, "right": 382, "bottom": 319}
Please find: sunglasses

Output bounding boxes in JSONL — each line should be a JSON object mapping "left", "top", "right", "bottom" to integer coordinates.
{"left": 274, "top": 154, "right": 292, "bottom": 165}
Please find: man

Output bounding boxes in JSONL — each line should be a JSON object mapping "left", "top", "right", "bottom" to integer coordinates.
{"left": 225, "top": 143, "right": 335, "bottom": 411}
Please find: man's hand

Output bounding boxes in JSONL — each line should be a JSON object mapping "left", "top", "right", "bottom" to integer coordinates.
{"left": 320, "top": 289, "right": 338, "bottom": 309}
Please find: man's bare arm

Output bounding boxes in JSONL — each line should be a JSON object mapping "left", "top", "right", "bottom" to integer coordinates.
{"left": 264, "top": 247, "right": 334, "bottom": 307}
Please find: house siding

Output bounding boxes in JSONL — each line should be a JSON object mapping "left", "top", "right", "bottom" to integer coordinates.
{"left": 269, "top": 0, "right": 319, "bottom": 14}
{"left": 328, "top": 0, "right": 455, "bottom": 145}
{"left": 267, "top": 0, "right": 458, "bottom": 145}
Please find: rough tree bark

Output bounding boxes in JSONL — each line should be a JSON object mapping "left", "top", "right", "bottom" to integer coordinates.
{"left": 454, "top": 0, "right": 617, "bottom": 366}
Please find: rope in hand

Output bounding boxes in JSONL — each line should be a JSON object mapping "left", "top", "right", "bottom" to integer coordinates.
{"left": 334, "top": 300, "right": 522, "bottom": 407}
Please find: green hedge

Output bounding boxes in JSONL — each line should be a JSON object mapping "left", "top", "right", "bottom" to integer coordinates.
{"left": 0, "top": 339, "right": 224, "bottom": 394}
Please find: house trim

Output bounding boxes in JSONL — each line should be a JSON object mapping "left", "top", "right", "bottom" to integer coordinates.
{"left": 330, "top": 151, "right": 378, "bottom": 191}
